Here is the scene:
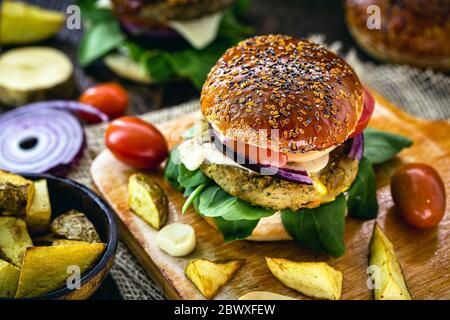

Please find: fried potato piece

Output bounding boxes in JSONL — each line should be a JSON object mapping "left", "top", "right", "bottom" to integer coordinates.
{"left": 51, "top": 210, "right": 100, "bottom": 243}
{"left": 0, "top": 217, "right": 32, "bottom": 267}
{"left": 185, "top": 259, "right": 244, "bottom": 299}
{"left": 52, "top": 239, "right": 89, "bottom": 246}
{"left": 369, "top": 224, "right": 412, "bottom": 300}
{"left": 266, "top": 257, "right": 343, "bottom": 300}
{"left": 0, "top": 170, "right": 35, "bottom": 216}
{"left": 128, "top": 174, "right": 168, "bottom": 230}
{"left": 15, "top": 243, "right": 106, "bottom": 298}
{"left": 238, "top": 291, "right": 297, "bottom": 300}
{"left": 26, "top": 179, "right": 51, "bottom": 233}
{"left": 0, "top": 258, "right": 20, "bottom": 298}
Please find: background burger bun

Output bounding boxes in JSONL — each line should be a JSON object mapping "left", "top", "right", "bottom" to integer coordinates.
{"left": 345, "top": 0, "right": 450, "bottom": 71}
{"left": 201, "top": 35, "right": 364, "bottom": 154}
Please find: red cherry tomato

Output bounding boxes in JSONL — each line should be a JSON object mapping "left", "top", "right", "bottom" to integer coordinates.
{"left": 391, "top": 163, "right": 446, "bottom": 228}
{"left": 105, "top": 116, "right": 168, "bottom": 170}
{"left": 349, "top": 90, "right": 375, "bottom": 138}
{"left": 79, "top": 83, "right": 129, "bottom": 123}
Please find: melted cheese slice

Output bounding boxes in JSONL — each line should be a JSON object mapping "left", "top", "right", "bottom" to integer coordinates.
{"left": 168, "top": 11, "right": 224, "bottom": 49}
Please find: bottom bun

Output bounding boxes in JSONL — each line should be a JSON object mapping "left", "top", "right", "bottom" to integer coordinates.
{"left": 348, "top": 24, "right": 450, "bottom": 71}
{"left": 204, "top": 213, "right": 293, "bottom": 242}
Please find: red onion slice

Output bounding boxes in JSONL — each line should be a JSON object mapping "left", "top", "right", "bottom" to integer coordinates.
{"left": 347, "top": 133, "right": 364, "bottom": 160}
{"left": 210, "top": 129, "right": 313, "bottom": 185}
{"left": 0, "top": 101, "right": 99, "bottom": 176}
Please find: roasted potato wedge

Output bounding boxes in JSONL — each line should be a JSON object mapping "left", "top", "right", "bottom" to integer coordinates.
{"left": 266, "top": 257, "right": 343, "bottom": 300}
{"left": 15, "top": 243, "right": 106, "bottom": 298}
{"left": 185, "top": 259, "right": 244, "bottom": 299}
{"left": 238, "top": 291, "right": 297, "bottom": 300}
{"left": 51, "top": 210, "right": 100, "bottom": 243}
{"left": 128, "top": 173, "right": 168, "bottom": 230}
{"left": 369, "top": 224, "right": 412, "bottom": 300}
{"left": 0, "top": 217, "right": 32, "bottom": 267}
{"left": 26, "top": 179, "right": 51, "bottom": 233}
{"left": 0, "top": 258, "right": 20, "bottom": 298}
{"left": 0, "top": 170, "right": 35, "bottom": 216}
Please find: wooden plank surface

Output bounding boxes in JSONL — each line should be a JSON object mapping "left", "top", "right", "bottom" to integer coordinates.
{"left": 91, "top": 91, "right": 450, "bottom": 300}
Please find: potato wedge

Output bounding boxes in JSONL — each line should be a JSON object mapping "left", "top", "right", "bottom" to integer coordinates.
{"left": 185, "top": 259, "right": 244, "bottom": 299}
{"left": 0, "top": 217, "right": 32, "bottom": 267}
{"left": 51, "top": 210, "right": 101, "bottom": 243}
{"left": 26, "top": 179, "right": 51, "bottom": 233}
{"left": 0, "top": 170, "right": 35, "bottom": 216}
{"left": 52, "top": 239, "right": 89, "bottom": 246}
{"left": 266, "top": 257, "right": 343, "bottom": 300}
{"left": 15, "top": 243, "right": 106, "bottom": 298}
{"left": 0, "top": 258, "right": 20, "bottom": 298}
{"left": 369, "top": 224, "right": 412, "bottom": 300}
{"left": 128, "top": 174, "right": 168, "bottom": 230}
{"left": 238, "top": 291, "right": 297, "bottom": 300}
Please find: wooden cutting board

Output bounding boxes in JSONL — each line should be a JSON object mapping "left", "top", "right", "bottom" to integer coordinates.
{"left": 91, "top": 91, "right": 450, "bottom": 300}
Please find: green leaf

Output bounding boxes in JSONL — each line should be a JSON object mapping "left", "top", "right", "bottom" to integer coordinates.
{"left": 197, "top": 185, "right": 275, "bottom": 221}
{"left": 141, "top": 50, "right": 175, "bottom": 83}
{"left": 213, "top": 217, "right": 260, "bottom": 242}
{"left": 178, "top": 164, "right": 210, "bottom": 189}
{"left": 364, "top": 128, "right": 413, "bottom": 164}
{"left": 164, "top": 148, "right": 183, "bottom": 190}
{"left": 78, "top": 20, "right": 125, "bottom": 66}
{"left": 281, "top": 195, "right": 347, "bottom": 258}
{"left": 182, "top": 183, "right": 208, "bottom": 215}
{"left": 347, "top": 157, "right": 379, "bottom": 220}
{"left": 76, "top": 0, "right": 115, "bottom": 25}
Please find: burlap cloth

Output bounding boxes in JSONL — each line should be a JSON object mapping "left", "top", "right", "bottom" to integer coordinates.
{"left": 68, "top": 36, "right": 450, "bottom": 300}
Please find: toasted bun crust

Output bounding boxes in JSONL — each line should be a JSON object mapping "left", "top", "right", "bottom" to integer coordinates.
{"left": 201, "top": 35, "right": 364, "bottom": 153}
{"left": 345, "top": 0, "right": 450, "bottom": 70}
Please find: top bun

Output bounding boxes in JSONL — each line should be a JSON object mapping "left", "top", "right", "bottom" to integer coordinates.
{"left": 345, "top": 0, "right": 450, "bottom": 70}
{"left": 201, "top": 35, "right": 364, "bottom": 153}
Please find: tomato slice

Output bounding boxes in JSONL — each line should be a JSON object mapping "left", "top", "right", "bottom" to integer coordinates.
{"left": 222, "top": 138, "right": 288, "bottom": 168}
{"left": 349, "top": 89, "right": 375, "bottom": 138}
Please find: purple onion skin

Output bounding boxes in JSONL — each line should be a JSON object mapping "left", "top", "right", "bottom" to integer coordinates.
{"left": 210, "top": 130, "right": 313, "bottom": 185}
{"left": 347, "top": 133, "right": 365, "bottom": 160}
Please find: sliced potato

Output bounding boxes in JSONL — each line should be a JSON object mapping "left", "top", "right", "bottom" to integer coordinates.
{"left": 104, "top": 53, "right": 153, "bottom": 84}
{"left": 185, "top": 259, "right": 244, "bottom": 299}
{"left": 0, "top": 217, "right": 32, "bottom": 267}
{"left": 238, "top": 291, "right": 297, "bottom": 300}
{"left": 156, "top": 223, "right": 196, "bottom": 257}
{"left": 52, "top": 239, "right": 89, "bottom": 246}
{"left": 266, "top": 257, "right": 343, "bottom": 300}
{"left": 369, "top": 224, "right": 412, "bottom": 300}
{"left": 0, "top": 1, "right": 64, "bottom": 45}
{"left": 0, "top": 258, "right": 20, "bottom": 298}
{"left": 128, "top": 174, "right": 168, "bottom": 230}
{"left": 26, "top": 179, "right": 51, "bottom": 233}
{"left": 0, "top": 170, "right": 35, "bottom": 216}
{"left": 51, "top": 210, "right": 101, "bottom": 243}
{"left": 15, "top": 243, "right": 106, "bottom": 298}
{"left": 0, "top": 47, "right": 74, "bottom": 106}
{"left": 32, "top": 233, "right": 62, "bottom": 246}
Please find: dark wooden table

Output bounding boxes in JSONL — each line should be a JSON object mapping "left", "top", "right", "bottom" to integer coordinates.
{"left": 3, "top": 0, "right": 375, "bottom": 300}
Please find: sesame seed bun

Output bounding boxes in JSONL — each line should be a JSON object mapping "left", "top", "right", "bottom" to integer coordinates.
{"left": 345, "top": 0, "right": 450, "bottom": 71}
{"left": 201, "top": 35, "right": 364, "bottom": 154}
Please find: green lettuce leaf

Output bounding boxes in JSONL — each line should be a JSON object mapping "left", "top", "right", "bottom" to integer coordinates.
{"left": 347, "top": 157, "right": 379, "bottom": 220}
{"left": 363, "top": 128, "right": 413, "bottom": 164}
{"left": 281, "top": 195, "right": 347, "bottom": 258}
{"left": 213, "top": 217, "right": 260, "bottom": 242}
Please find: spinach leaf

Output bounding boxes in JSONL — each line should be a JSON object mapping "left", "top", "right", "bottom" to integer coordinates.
{"left": 347, "top": 157, "right": 379, "bottom": 219}
{"left": 197, "top": 185, "right": 275, "bottom": 221}
{"left": 213, "top": 217, "right": 260, "bottom": 241}
{"left": 164, "top": 148, "right": 182, "bottom": 190}
{"left": 281, "top": 195, "right": 346, "bottom": 258}
{"left": 76, "top": 0, "right": 115, "bottom": 25}
{"left": 178, "top": 164, "right": 210, "bottom": 189}
{"left": 364, "top": 128, "right": 413, "bottom": 164}
{"left": 78, "top": 20, "right": 125, "bottom": 66}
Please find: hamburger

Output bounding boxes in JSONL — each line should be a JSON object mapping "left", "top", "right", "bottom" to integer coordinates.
{"left": 165, "top": 35, "right": 378, "bottom": 257}
{"left": 78, "top": 0, "right": 252, "bottom": 87}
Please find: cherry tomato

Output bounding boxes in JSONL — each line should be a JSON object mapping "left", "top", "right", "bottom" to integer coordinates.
{"left": 79, "top": 82, "right": 129, "bottom": 123}
{"left": 391, "top": 163, "right": 446, "bottom": 228}
{"left": 349, "top": 90, "right": 375, "bottom": 138}
{"left": 105, "top": 116, "right": 168, "bottom": 169}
